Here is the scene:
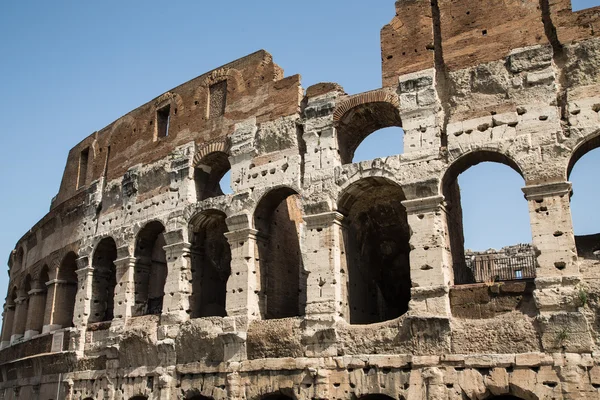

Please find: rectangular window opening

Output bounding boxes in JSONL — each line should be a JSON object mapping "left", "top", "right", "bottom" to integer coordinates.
{"left": 77, "top": 147, "right": 89, "bottom": 189}
{"left": 156, "top": 104, "right": 171, "bottom": 139}
{"left": 208, "top": 80, "right": 227, "bottom": 119}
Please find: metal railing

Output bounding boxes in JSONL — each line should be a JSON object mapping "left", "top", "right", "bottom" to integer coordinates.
{"left": 454, "top": 253, "right": 536, "bottom": 285}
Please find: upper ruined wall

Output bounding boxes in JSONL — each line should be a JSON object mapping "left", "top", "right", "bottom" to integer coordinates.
{"left": 54, "top": 50, "right": 300, "bottom": 208}
{"left": 381, "top": 0, "right": 600, "bottom": 86}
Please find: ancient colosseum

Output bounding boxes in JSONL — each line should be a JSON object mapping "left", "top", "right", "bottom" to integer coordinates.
{"left": 4, "top": 0, "right": 600, "bottom": 399}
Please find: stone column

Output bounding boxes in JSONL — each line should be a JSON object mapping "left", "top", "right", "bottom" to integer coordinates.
{"left": 302, "top": 212, "right": 345, "bottom": 321}
{"left": 111, "top": 249, "right": 136, "bottom": 328}
{"left": 11, "top": 295, "right": 28, "bottom": 343}
{"left": 224, "top": 215, "right": 261, "bottom": 319}
{"left": 401, "top": 195, "right": 452, "bottom": 317}
{"left": 51, "top": 280, "right": 76, "bottom": 328}
{"left": 42, "top": 279, "right": 61, "bottom": 333}
{"left": 24, "top": 283, "right": 47, "bottom": 339}
{"left": 73, "top": 256, "right": 93, "bottom": 329}
{"left": 522, "top": 182, "right": 578, "bottom": 278}
{"left": 161, "top": 229, "right": 192, "bottom": 325}
{"left": 1, "top": 304, "right": 15, "bottom": 348}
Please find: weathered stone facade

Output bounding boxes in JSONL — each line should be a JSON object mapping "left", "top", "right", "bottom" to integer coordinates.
{"left": 3, "top": 1, "right": 600, "bottom": 399}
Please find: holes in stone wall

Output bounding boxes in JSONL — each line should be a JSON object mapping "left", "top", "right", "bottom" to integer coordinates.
{"left": 339, "top": 177, "right": 411, "bottom": 324}
{"left": 254, "top": 188, "right": 305, "bottom": 319}
{"left": 133, "top": 221, "right": 167, "bottom": 316}
{"left": 190, "top": 210, "right": 231, "bottom": 318}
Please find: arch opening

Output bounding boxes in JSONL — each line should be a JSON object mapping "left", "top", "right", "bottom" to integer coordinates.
{"left": 195, "top": 151, "right": 232, "bottom": 201}
{"left": 90, "top": 237, "right": 118, "bottom": 323}
{"left": 569, "top": 145, "right": 600, "bottom": 271}
{"left": 254, "top": 187, "right": 305, "bottom": 319}
{"left": 55, "top": 252, "right": 78, "bottom": 328}
{"left": 352, "top": 127, "right": 405, "bottom": 164}
{"left": 190, "top": 210, "right": 231, "bottom": 318}
{"left": 339, "top": 177, "right": 411, "bottom": 324}
{"left": 336, "top": 101, "right": 402, "bottom": 165}
{"left": 442, "top": 153, "right": 533, "bottom": 285}
{"left": 134, "top": 221, "right": 167, "bottom": 316}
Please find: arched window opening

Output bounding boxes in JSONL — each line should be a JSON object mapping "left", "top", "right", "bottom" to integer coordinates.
{"left": 56, "top": 252, "right": 78, "bottom": 328}
{"left": 11, "top": 276, "right": 31, "bottom": 339}
{"left": 187, "top": 396, "right": 215, "bottom": 400}
{"left": 260, "top": 392, "right": 294, "bottom": 400}
{"left": 90, "top": 237, "right": 118, "bottom": 323}
{"left": 254, "top": 188, "right": 305, "bottom": 319}
{"left": 194, "top": 151, "right": 232, "bottom": 201}
{"left": 190, "top": 210, "right": 231, "bottom": 318}
{"left": 359, "top": 395, "right": 401, "bottom": 400}
{"left": 134, "top": 221, "right": 167, "bottom": 316}
{"left": 336, "top": 100, "right": 402, "bottom": 165}
{"left": 129, "top": 397, "right": 148, "bottom": 400}
{"left": 24, "top": 268, "right": 48, "bottom": 338}
{"left": 569, "top": 146, "right": 600, "bottom": 269}
{"left": 1, "top": 287, "right": 18, "bottom": 346}
{"left": 339, "top": 177, "right": 411, "bottom": 324}
{"left": 443, "top": 156, "right": 532, "bottom": 285}
{"left": 352, "top": 127, "right": 404, "bottom": 163}
{"left": 15, "top": 247, "right": 24, "bottom": 270}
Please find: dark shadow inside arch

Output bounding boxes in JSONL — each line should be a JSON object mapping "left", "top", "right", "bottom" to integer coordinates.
{"left": 358, "top": 395, "right": 403, "bottom": 400}
{"left": 259, "top": 392, "right": 295, "bottom": 400}
{"left": 190, "top": 210, "right": 231, "bottom": 318}
{"left": 339, "top": 177, "right": 411, "bottom": 324}
{"left": 57, "top": 252, "right": 78, "bottom": 328}
{"left": 195, "top": 151, "right": 232, "bottom": 201}
{"left": 442, "top": 152, "right": 533, "bottom": 285}
{"left": 254, "top": 187, "right": 305, "bottom": 319}
{"left": 337, "top": 101, "right": 402, "bottom": 164}
{"left": 90, "top": 237, "right": 117, "bottom": 323}
{"left": 134, "top": 221, "right": 167, "bottom": 316}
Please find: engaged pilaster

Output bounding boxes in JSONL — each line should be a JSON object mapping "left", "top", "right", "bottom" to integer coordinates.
{"left": 302, "top": 211, "right": 345, "bottom": 321}
{"left": 224, "top": 214, "right": 261, "bottom": 319}
{"left": 161, "top": 229, "right": 192, "bottom": 324}
{"left": 402, "top": 195, "right": 452, "bottom": 317}
{"left": 111, "top": 247, "right": 136, "bottom": 328}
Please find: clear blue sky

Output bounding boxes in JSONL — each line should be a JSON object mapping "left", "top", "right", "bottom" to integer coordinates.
{"left": 1, "top": 0, "right": 599, "bottom": 299}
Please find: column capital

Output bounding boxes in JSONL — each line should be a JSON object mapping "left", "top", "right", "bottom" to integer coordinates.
{"left": 75, "top": 256, "right": 90, "bottom": 270}
{"left": 224, "top": 228, "right": 259, "bottom": 242}
{"left": 163, "top": 241, "right": 191, "bottom": 257}
{"left": 522, "top": 182, "right": 572, "bottom": 200}
{"left": 27, "top": 288, "right": 46, "bottom": 296}
{"left": 75, "top": 266, "right": 94, "bottom": 277}
{"left": 402, "top": 195, "right": 444, "bottom": 214}
{"left": 45, "top": 279, "right": 68, "bottom": 287}
{"left": 303, "top": 212, "right": 344, "bottom": 229}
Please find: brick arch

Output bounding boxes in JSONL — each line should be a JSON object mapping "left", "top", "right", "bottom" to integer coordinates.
{"left": 334, "top": 89, "right": 402, "bottom": 164}
{"left": 193, "top": 68, "right": 245, "bottom": 115}
{"left": 153, "top": 91, "right": 184, "bottom": 112}
{"left": 193, "top": 139, "right": 231, "bottom": 168}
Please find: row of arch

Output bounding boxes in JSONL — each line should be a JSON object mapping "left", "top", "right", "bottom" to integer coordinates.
{"left": 4, "top": 146, "right": 599, "bottom": 335}
{"left": 98, "top": 393, "right": 526, "bottom": 400}
{"left": 1, "top": 252, "right": 78, "bottom": 345}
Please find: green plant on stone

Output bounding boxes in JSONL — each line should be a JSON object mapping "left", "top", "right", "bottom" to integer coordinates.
{"left": 578, "top": 287, "right": 588, "bottom": 307}
{"left": 556, "top": 328, "right": 570, "bottom": 346}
